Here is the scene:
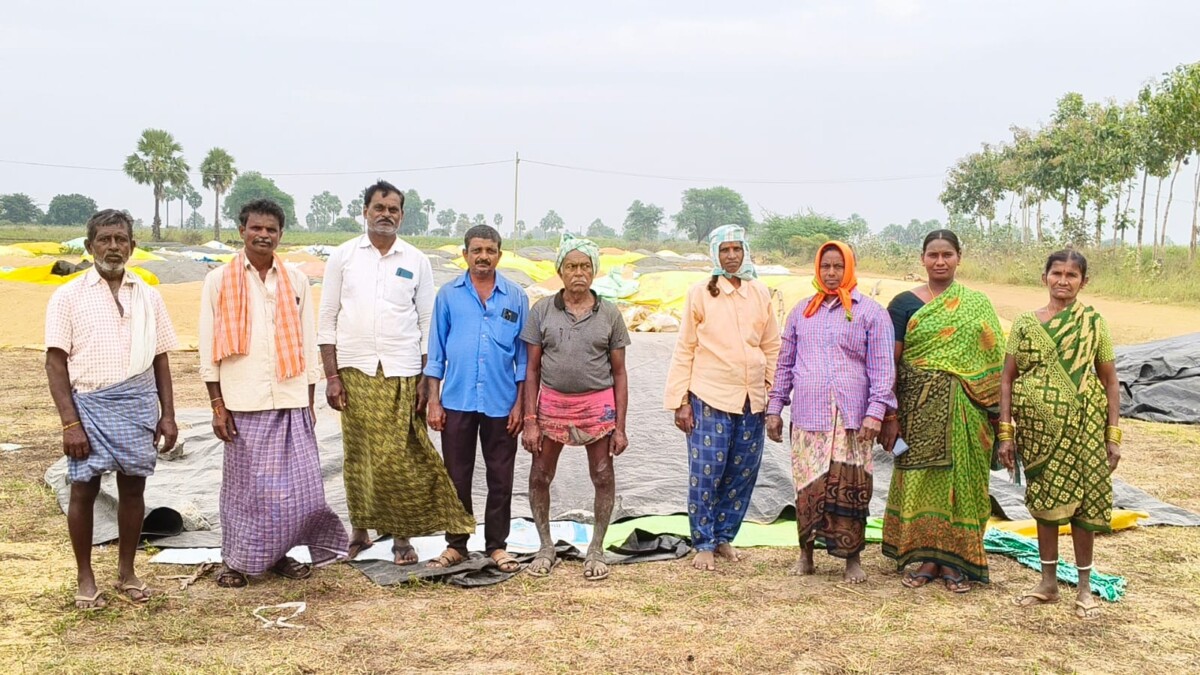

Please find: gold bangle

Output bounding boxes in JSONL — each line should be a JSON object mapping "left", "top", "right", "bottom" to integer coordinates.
{"left": 1106, "top": 426, "right": 1123, "bottom": 444}
{"left": 63, "top": 420, "right": 81, "bottom": 431}
{"left": 996, "top": 432, "right": 1014, "bottom": 442}
{"left": 998, "top": 421, "right": 1016, "bottom": 434}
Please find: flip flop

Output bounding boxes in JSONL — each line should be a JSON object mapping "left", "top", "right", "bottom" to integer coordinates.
{"left": 525, "top": 554, "right": 557, "bottom": 577}
{"left": 942, "top": 571, "right": 971, "bottom": 594}
{"left": 1075, "top": 599, "right": 1101, "bottom": 620}
{"left": 583, "top": 558, "right": 610, "bottom": 582}
{"left": 111, "top": 580, "right": 152, "bottom": 604}
{"left": 74, "top": 589, "right": 106, "bottom": 611}
{"left": 392, "top": 542, "right": 419, "bottom": 566}
{"left": 1013, "top": 591, "right": 1060, "bottom": 607}
{"left": 346, "top": 539, "right": 373, "bottom": 560}
{"left": 489, "top": 550, "right": 521, "bottom": 573}
{"left": 901, "top": 570, "right": 936, "bottom": 588}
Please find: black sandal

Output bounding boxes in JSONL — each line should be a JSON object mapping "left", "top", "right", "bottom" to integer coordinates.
{"left": 942, "top": 570, "right": 971, "bottom": 593}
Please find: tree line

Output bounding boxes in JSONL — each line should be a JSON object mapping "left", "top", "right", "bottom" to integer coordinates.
{"left": 940, "top": 61, "right": 1200, "bottom": 261}
{"left": 0, "top": 193, "right": 98, "bottom": 226}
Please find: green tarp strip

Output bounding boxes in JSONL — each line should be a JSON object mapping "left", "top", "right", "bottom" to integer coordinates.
{"left": 605, "top": 515, "right": 1126, "bottom": 601}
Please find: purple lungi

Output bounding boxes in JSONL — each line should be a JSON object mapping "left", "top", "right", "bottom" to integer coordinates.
{"left": 220, "top": 408, "right": 348, "bottom": 575}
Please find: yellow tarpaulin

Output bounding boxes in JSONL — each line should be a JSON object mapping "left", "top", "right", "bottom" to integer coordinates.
{"left": 0, "top": 244, "right": 37, "bottom": 258}
{"left": 988, "top": 509, "right": 1146, "bottom": 537}
{"left": 611, "top": 271, "right": 1012, "bottom": 333}
{"left": 8, "top": 242, "right": 66, "bottom": 255}
{"left": 444, "top": 249, "right": 647, "bottom": 282}
{"left": 0, "top": 264, "right": 159, "bottom": 285}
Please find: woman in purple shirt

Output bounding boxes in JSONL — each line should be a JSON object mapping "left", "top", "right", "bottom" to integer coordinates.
{"left": 766, "top": 241, "right": 896, "bottom": 583}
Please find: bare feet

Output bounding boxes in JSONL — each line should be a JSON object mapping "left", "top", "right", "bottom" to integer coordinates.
{"left": 526, "top": 546, "right": 556, "bottom": 577}
{"left": 74, "top": 573, "right": 106, "bottom": 610}
{"left": 788, "top": 541, "right": 816, "bottom": 576}
{"left": 583, "top": 553, "right": 610, "bottom": 581}
{"left": 843, "top": 554, "right": 867, "bottom": 584}
{"left": 715, "top": 543, "right": 746, "bottom": 563}
{"left": 692, "top": 550, "right": 717, "bottom": 571}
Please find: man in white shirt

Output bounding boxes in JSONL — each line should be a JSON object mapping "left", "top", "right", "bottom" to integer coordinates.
{"left": 318, "top": 181, "right": 474, "bottom": 564}
{"left": 201, "top": 199, "right": 348, "bottom": 588}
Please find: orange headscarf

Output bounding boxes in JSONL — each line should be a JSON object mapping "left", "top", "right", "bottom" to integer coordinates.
{"left": 802, "top": 241, "right": 858, "bottom": 321}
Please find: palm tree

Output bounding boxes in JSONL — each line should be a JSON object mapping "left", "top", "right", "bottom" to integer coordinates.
{"left": 423, "top": 199, "right": 435, "bottom": 228}
{"left": 186, "top": 186, "right": 203, "bottom": 228}
{"left": 200, "top": 147, "right": 237, "bottom": 242}
{"left": 123, "top": 129, "right": 189, "bottom": 241}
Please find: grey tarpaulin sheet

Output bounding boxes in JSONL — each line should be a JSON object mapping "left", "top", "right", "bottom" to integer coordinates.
{"left": 44, "top": 333, "right": 1200, "bottom": 545}
{"left": 44, "top": 334, "right": 799, "bottom": 546}
{"left": 1116, "top": 332, "right": 1200, "bottom": 424}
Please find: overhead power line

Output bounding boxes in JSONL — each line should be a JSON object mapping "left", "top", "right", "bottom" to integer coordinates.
{"left": 0, "top": 156, "right": 944, "bottom": 185}
{"left": 520, "top": 158, "right": 944, "bottom": 185}
{"left": 0, "top": 158, "right": 512, "bottom": 178}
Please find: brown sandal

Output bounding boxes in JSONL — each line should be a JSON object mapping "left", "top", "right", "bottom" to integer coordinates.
{"left": 271, "top": 556, "right": 312, "bottom": 580}
{"left": 489, "top": 549, "right": 520, "bottom": 573}
{"left": 425, "top": 548, "right": 466, "bottom": 569}
{"left": 216, "top": 566, "right": 248, "bottom": 588}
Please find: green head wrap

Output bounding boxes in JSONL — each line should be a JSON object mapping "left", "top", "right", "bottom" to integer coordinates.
{"left": 555, "top": 232, "right": 600, "bottom": 273}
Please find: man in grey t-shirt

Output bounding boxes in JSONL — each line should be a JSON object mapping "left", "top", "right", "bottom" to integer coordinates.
{"left": 520, "top": 234, "right": 630, "bottom": 582}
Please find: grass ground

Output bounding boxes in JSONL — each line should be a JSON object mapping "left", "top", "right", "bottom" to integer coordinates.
{"left": 2, "top": 347, "right": 1199, "bottom": 674}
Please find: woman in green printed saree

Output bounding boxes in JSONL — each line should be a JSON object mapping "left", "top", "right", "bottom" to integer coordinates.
{"left": 880, "top": 230, "right": 1005, "bottom": 593}
{"left": 998, "top": 250, "right": 1121, "bottom": 620}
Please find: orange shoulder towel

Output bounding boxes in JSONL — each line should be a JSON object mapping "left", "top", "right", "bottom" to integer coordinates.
{"left": 212, "top": 252, "right": 306, "bottom": 381}
{"left": 802, "top": 240, "right": 858, "bottom": 322}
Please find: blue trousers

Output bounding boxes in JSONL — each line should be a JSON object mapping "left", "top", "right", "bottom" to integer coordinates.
{"left": 686, "top": 394, "right": 765, "bottom": 552}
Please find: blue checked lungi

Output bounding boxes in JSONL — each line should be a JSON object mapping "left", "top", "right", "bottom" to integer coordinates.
{"left": 686, "top": 393, "right": 765, "bottom": 552}
{"left": 69, "top": 368, "right": 159, "bottom": 483}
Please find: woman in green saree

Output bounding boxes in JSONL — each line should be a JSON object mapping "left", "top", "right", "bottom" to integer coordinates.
{"left": 880, "top": 230, "right": 1005, "bottom": 593}
{"left": 998, "top": 249, "right": 1121, "bottom": 620}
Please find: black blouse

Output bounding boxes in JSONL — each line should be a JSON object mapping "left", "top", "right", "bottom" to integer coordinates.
{"left": 886, "top": 290, "right": 926, "bottom": 343}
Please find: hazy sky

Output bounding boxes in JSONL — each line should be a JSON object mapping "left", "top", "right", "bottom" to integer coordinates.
{"left": 3, "top": 0, "right": 1198, "bottom": 242}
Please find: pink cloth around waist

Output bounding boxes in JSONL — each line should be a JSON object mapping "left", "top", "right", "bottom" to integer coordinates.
{"left": 537, "top": 386, "right": 617, "bottom": 446}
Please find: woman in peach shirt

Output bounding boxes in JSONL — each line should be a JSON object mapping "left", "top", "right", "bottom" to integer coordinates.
{"left": 664, "top": 225, "right": 781, "bottom": 572}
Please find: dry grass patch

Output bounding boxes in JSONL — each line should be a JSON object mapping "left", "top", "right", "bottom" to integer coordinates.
{"left": 2, "top": 350, "right": 1200, "bottom": 673}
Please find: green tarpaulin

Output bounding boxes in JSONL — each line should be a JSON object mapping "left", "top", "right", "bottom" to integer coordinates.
{"left": 605, "top": 515, "right": 1125, "bottom": 601}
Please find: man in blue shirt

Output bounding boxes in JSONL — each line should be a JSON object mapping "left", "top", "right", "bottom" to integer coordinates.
{"left": 424, "top": 225, "right": 528, "bottom": 573}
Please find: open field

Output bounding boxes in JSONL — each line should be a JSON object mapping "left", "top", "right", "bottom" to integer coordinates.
{"left": 2, "top": 224, "right": 1199, "bottom": 672}
{"left": 2, "top": 337, "right": 1200, "bottom": 672}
